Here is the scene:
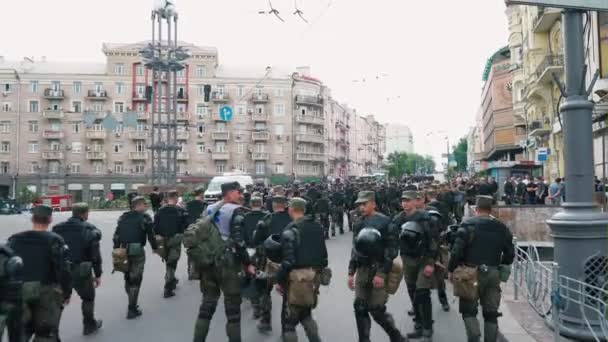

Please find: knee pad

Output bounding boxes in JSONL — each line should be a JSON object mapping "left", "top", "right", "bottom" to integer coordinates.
{"left": 353, "top": 298, "right": 368, "bottom": 315}
{"left": 482, "top": 310, "right": 501, "bottom": 323}
{"left": 198, "top": 299, "right": 218, "bottom": 319}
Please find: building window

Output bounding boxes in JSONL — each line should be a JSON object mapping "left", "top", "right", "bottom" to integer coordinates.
{"left": 94, "top": 83, "right": 103, "bottom": 93}
{"left": 196, "top": 65, "right": 206, "bottom": 78}
{"left": 1, "top": 103, "right": 11, "bottom": 112}
{"left": 135, "top": 163, "right": 145, "bottom": 174}
{"left": 196, "top": 104, "right": 208, "bottom": 119}
{"left": 114, "top": 162, "right": 123, "bottom": 174}
{"left": 28, "top": 162, "right": 38, "bottom": 174}
{"left": 93, "top": 103, "right": 103, "bottom": 112}
{"left": 237, "top": 143, "right": 245, "bottom": 154}
{"left": 73, "top": 101, "right": 82, "bottom": 113}
{"left": 256, "top": 105, "right": 264, "bottom": 115}
{"left": 71, "top": 122, "right": 81, "bottom": 134}
{"left": 114, "top": 102, "right": 125, "bottom": 113}
{"left": 93, "top": 162, "right": 103, "bottom": 174}
{"left": 215, "top": 142, "right": 226, "bottom": 153}
{"left": 115, "top": 83, "right": 124, "bottom": 95}
{"left": 136, "top": 65, "right": 145, "bottom": 76}
{"left": 114, "top": 63, "right": 125, "bottom": 75}
{"left": 29, "top": 101, "right": 39, "bottom": 113}
{"left": 274, "top": 103, "right": 285, "bottom": 116}
{"left": 136, "top": 84, "right": 145, "bottom": 97}
{"left": 28, "top": 142, "right": 39, "bottom": 153}
{"left": 70, "top": 163, "right": 80, "bottom": 174}
{"left": 30, "top": 81, "right": 38, "bottom": 93}
{"left": 71, "top": 142, "right": 82, "bottom": 153}
{"left": 235, "top": 86, "right": 244, "bottom": 98}
{"left": 197, "top": 142, "right": 205, "bottom": 154}
{"left": 600, "top": 12, "right": 608, "bottom": 78}
{"left": 176, "top": 69, "right": 185, "bottom": 77}
{"left": 113, "top": 143, "right": 122, "bottom": 153}
{"left": 28, "top": 121, "right": 38, "bottom": 133}
{"left": 216, "top": 122, "right": 226, "bottom": 132}
{"left": 136, "top": 103, "right": 145, "bottom": 113}
{"left": 216, "top": 161, "right": 226, "bottom": 174}
{"left": 49, "top": 142, "right": 61, "bottom": 151}
{"left": 274, "top": 163, "right": 284, "bottom": 174}
{"left": 1, "top": 142, "right": 9, "bottom": 153}
{"left": 0, "top": 121, "right": 10, "bottom": 133}
{"left": 236, "top": 104, "right": 246, "bottom": 116}
{"left": 255, "top": 161, "right": 266, "bottom": 175}
{"left": 49, "top": 122, "right": 61, "bottom": 132}
{"left": 2, "top": 84, "right": 11, "bottom": 93}
{"left": 0, "top": 162, "right": 9, "bottom": 174}
{"left": 73, "top": 82, "right": 81, "bottom": 94}
{"left": 274, "top": 88, "right": 285, "bottom": 97}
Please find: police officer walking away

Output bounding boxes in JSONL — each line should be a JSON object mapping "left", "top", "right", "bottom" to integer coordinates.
{"left": 8, "top": 205, "right": 72, "bottom": 341}
{"left": 193, "top": 182, "right": 255, "bottom": 342}
{"left": 275, "top": 197, "right": 328, "bottom": 342}
{"left": 149, "top": 186, "right": 164, "bottom": 213}
{"left": 347, "top": 191, "right": 405, "bottom": 342}
{"left": 113, "top": 196, "right": 158, "bottom": 319}
{"left": 0, "top": 244, "right": 23, "bottom": 342}
{"left": 242, "top": 194, "right": 267, "bottom": 320}
{"left": 52, "top": 203, "right": 103, "bottom": 335}
{"left": 253, "top": 194, "right": 292, "bottom": 332}
{"left": 154, "top": 190, "right": 189, "bottom": 298}
{"left": 448, "top": 196, "right": 515, "bottom": 342}
{"left": 186, "top": 187, "right": 207, "bottom": 280}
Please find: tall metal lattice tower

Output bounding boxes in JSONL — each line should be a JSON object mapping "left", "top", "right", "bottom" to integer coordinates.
{"left": 141, "top": 1, "right": 188, "bottom": 185}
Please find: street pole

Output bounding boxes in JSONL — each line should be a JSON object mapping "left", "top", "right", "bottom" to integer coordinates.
{"left": 546, "top": 9, "right": 608, "bottom": 341}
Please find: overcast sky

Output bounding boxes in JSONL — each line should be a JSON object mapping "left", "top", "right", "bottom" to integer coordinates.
{"left": 1, "top": 0, "right": 509, "bottom": 168}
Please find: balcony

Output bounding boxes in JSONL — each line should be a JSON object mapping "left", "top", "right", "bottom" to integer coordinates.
{"left": 128, "top": 131, "right": 147, "bottom": 140}
{"left": 87, "top": 90, "right": 109, "bottom": 100}
{"left": 176, "top": 112, "right": 190, "bottom": 121}
{"left": 42, "top": 151, "right": 64, "bottom": 160}
{"left": 296, "top": 134, "right": 324, "bottom": 144}
{"left": 42, "top": 130, "right": 64, "bottom": 139}
{"left": 177, "top": 93, "right": 188, "bottom": 103}
{"left": 177, "top": 152, "right": 189, "bottom": 160}
{"left": 252, "top": 131, "right": 270, "bottom": 141}
{"left": 132, "top": 93, "right": 147, "bottom": 102}
{"left": 528, "top": 121, "right": 551, "bottom": 137}
{"left": 295, "top": 95, "right": 323, "bottom": 107}
{"left": 43, "top": 89, "right": 65, "bottom": 100}
{"left": 86, "top": 151, "right": 106, "bottom": 160}
{"left": 252, "top": 113, "right": 269, "bottom": 122}
{"left": 251, "top": 94, "right": 270, "bottom": 103}
{"left": 212, "top": 131, "right": 230, "bottom": 140}
{"left": 176, "top": 131, "right": 190, "bottom": 140}
{"left": 129, "top": 152, "right": 148, "bottom": 160}
{"left": 296, "top": 152, "right": 325, "bottom": 162}
{"left": 136, "top": 112, "right": 149, "bottom": 120}
{"left": 252, "top": 152, "right": 269, "bottom": 160}
{"left": 85, "top": 130, "right": 106, "bottom": 139}
{"left": 532, "top": 7, "right": 562, "bottom": 33}
{"left": 535, "top": 55, "right": 564, "bottom": 84}
{"left": 296, "top": 115, "right": 325, "bottom": 126}
{"left": 42, "top": 110, "right": 64, "bottom": 119}
{"left": 211, "top": 92, "right": 230, "bottom": 102}
{"left": 212, "top": 152, "right": 229, "bottom": 160}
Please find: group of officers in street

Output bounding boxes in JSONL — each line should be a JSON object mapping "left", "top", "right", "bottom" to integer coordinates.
{"left": 0, "top": 178, "right": 514, "bottom": 342}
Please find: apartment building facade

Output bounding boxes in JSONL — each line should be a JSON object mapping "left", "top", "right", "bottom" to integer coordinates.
{"left": 0, "top": 42, "right": 382, "bottom": 199}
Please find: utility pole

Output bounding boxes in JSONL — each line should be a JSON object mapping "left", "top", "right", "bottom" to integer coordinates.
{"left": 545, "top": 9, "right": 608, "bottom": 341}
{"left": 141, "top": 1, "right": 188, "bottom": 185}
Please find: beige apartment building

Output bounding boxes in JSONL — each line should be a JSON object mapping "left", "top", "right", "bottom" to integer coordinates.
{"left": 0, "top": 41, "right": 384, "bottom": 200}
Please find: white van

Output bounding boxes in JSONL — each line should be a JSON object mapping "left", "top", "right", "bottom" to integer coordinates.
{"left": 203, "top": 172, "right": 254, "bottom": 204}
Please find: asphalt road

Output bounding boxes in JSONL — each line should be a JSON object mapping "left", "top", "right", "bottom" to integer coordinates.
{"left": 0, "top": 210, "right": 471, "bottom": 342}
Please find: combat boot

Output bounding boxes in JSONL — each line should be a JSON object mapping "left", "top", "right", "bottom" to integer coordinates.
{"left": 163, "top": 288, "right": 176, "bottom": 298}
{"left": 127, "top": 287, "right": 142, "bottom": 319}
{"left": 257, "top": 320, "right": 272, "bottom": 333}
{"left": 406, "top": 325, "right": 423, "bottom": 339}
{"left": 127, "top": 305, "right": 142, "bottom": 319}
{"left": 83, "top": 320, "right": 103, "bottom": 335}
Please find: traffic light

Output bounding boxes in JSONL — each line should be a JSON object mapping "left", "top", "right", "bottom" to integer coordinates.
{"left": 204, "top": 84, "right": 211, "bottom": 102}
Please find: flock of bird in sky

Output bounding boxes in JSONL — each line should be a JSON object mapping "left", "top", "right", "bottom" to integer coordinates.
{"left": 258, "top": 0, "right": 310, "bottom": 23}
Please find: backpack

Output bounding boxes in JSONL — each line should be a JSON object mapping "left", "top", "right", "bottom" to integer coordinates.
{"left": 182, "top": 201, "right": 227, "bottom": 268}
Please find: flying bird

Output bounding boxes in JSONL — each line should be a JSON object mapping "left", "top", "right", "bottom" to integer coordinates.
{"left": 259, "top": 0, "right": 285, "bottom": 22}
{"left": 293, "top": 0, "right": 308, "bottom": 23}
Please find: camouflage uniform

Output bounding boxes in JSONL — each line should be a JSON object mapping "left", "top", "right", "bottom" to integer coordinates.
{"left": 154, "top": 203, "right": 189, "bottom": 297}
{"left": 0, "top": 245, "right": 23, "bottom": 342}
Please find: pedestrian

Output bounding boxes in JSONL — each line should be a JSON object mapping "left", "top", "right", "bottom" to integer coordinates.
{"left": 192, "top": 181, "right": 255, "bottom": 342}
{"left": 149, "top": 186, "right": 163, "bottom": 213}
{"left": 547, "top": 178, "right": 562, "bottom": 205}
{"left": 52, "top": 202, "right": 103, "bottom": 335}
{"left": 314, "top": 192, "right": 331, "bottom": 239}
{"left": 8, "top": 205, "right": 72, "bottom": 341}
{"left": 154, "top": 190, "right": 189, "bottom": 298}
{"left": 560, "top": 178, "right": 566, "bottom": 202}
{"left": 526, "top": 178, "right": 538, "bottom": 205}
{"left": 536, "top": 177, "right": 548, "bottom": 205}
{"left": 243, "top": 195, "right": 268, "bottom": 320}
{"left": 0, "top": 244, "right": 23, "bottom": 342}
{"left": 275, "top": 197, "right": 328, "bottom": 342}
{"left": 515, "top": 178, "right": 527, "bottom": 205}
{"left": 503, "top": 178, "right": 515, "bottom": 205}
{"left": 185, "top": 187, "right": 207, "bottom": 280}
{"left": 348, "top": 191, "right": 405, "bottom": 342}
{"left": 448, "top": 196, "right": 515, "bottom": 342}
{"left": 112, "top": 196, "right": 158, "bottom": 319}
{"left": 330, "top": 185, "right": 346, "bottom": 235}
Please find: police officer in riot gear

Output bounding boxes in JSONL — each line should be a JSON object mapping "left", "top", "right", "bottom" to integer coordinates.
{"left": 448, "top": 196, "right": 515, "bottom": 342}
{"left": 276, "top": 197, "right": 328, "bottom": 342}
{"left": 186, "top": 187, "right": 207, "bottom": 280}
{"left": 52, "top": 202, "right": 103, "bottom": 335}
{"left": 193, "top": 182, "right": 255, "bottom": 342}
{"left": 396, "top": 191, "right": 438, "bottom": 341}
{"left": 113, "top": 196, "right": 158, "bottom": 319}
{"left": 8, "top": 205, "right": 72, "bottom": 341}
{"left": 252, "top": 194, "right": 292, "bottom": 332}
{"left": 425, "top": 190, "right": 451, "bottom": 312}
{"left": 242, "top": 195, "right": 268, "bottom": 319}
{"left": 154, "top": 190, "right": 189, "bottom": 298}
{"left": 348, "top": 191, "right": 405, "bottom": 342}
{"left": 314, "top": 192, "right": 331, "bottom": 239}
{"left": 0, "top": 244, "right": 23, "bottom": 342}
{"left": 330, "top": 185, "right": 346, "bottom": 235}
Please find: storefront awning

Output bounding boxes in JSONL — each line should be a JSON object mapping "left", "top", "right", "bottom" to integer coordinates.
{"left": 68, "top": 184, "right": 83, "bottom": 191}
{"left": 90, "top": 184, "right": 104, "bottom": 191}
{"left": 111, "top": 183, "right": 126, "bottom": 190}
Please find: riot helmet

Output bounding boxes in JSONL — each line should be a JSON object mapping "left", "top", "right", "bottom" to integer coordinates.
{"left": 354, "top": 227, "right": 383, "bottom": 261}
{"left": 263, "top": 234, "right": 283, "bottom": 263}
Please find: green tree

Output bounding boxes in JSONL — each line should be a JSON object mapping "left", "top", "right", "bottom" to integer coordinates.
{"left": 386, "top": 152, "right": 436, "bottom": 179}
{"left": 452, "top": 137, "right": 468, "bottom": 172}
{"left": 17, "top": 187, "right": 39, "bottom": 205}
